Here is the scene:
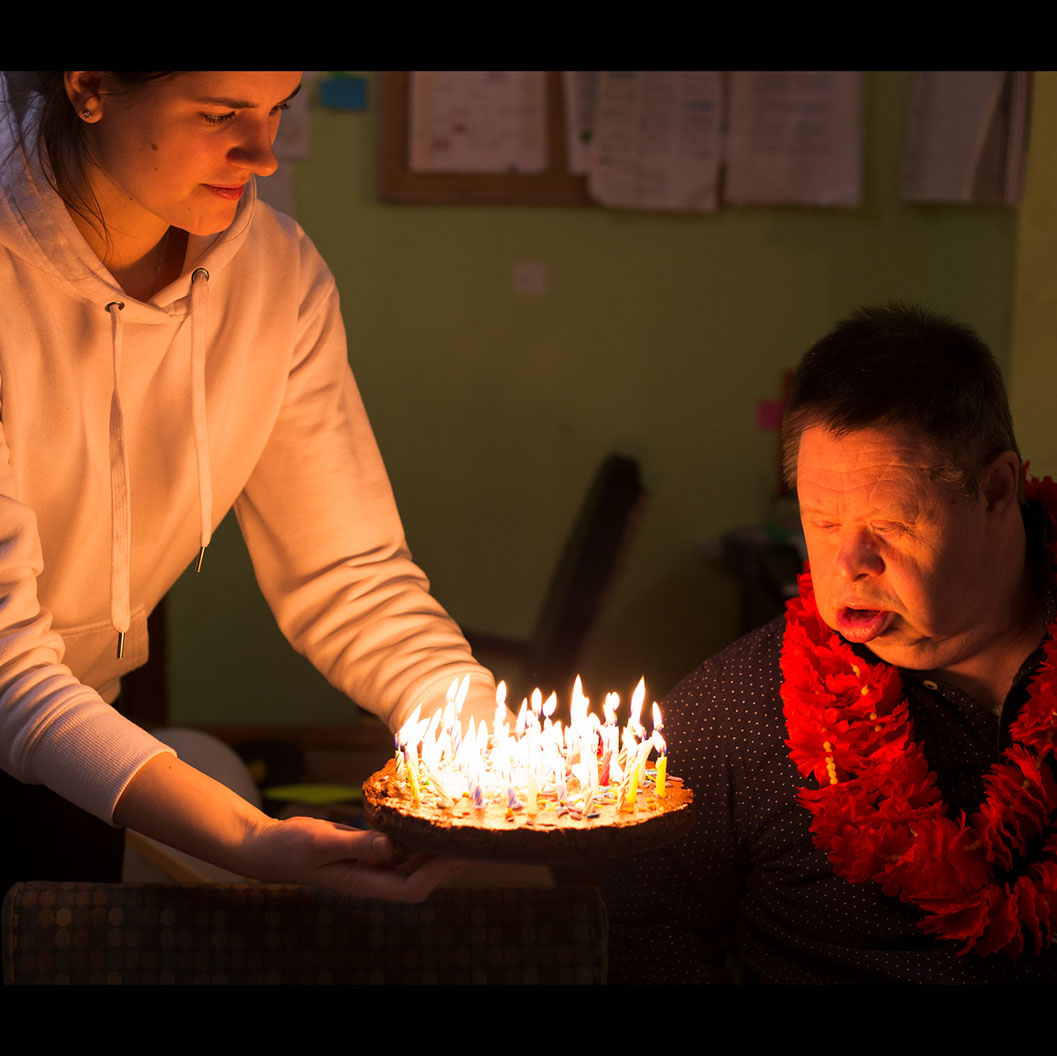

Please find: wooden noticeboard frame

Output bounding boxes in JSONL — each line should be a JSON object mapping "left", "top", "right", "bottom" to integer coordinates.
{"left": 377, "top": 72, "right": 593, "bottom": 205}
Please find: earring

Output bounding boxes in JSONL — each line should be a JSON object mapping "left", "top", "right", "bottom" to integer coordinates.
{"left": 81, "top": 109, "right": 93, "bottom": 121}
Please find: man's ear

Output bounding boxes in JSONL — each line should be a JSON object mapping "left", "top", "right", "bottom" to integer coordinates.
{"left": 64, "top": 72, "right": 106, "bottom": 123}
{"left": 980, "top": 450, "right": 1021, "bottom": 515}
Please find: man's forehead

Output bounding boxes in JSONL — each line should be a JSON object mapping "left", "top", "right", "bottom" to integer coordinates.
{"left": 796, "top": 424, "right": 946, "bottom": 509}
{"left": 798, "top": 424, "right": 939, "bottom": 472}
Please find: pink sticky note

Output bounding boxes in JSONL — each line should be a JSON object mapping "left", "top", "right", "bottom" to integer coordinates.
{"left": 757, "top": 399, "right": 783, "bottom": 430}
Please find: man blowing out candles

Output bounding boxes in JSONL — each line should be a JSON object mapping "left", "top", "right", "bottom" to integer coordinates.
{"left": 603, "top": 303, "right": 1057, "bottom": 983}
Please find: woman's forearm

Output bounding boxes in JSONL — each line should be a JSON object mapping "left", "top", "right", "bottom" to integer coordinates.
{"left": 114, "top": 753, "right": 466, "bottom": 900}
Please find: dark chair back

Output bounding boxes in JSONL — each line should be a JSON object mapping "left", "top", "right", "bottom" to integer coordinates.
{"left": 466, "top": 453, "right": 646, "bottom": 699}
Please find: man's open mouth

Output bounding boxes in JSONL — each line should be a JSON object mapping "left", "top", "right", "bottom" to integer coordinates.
{"left": 835, "top": 607, "right": 894, "bottom": 644}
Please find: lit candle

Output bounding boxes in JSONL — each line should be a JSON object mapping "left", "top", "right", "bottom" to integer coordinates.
{"left": 406, "top": 752, "right": 422, "bottom": 806}
{"left": 386, "top": 675, "right": 677, "bottom": 827}
{"left": 620, "top": 726, "right": 638, "bottom": 810}
{"left": 588, "top": 727, "right": 599, "bottom": 793}
{"left": 652, "top": 704, "right": 667, "bottom": 797}
{"left": 655, "top": 753, "right": 667, "bottom": 798}
{"left": 468, "top": 766, "right": 484, "bottom": 810}
{"left": 634, "top": 738, "right": 652, "bottom": 790}
{"left": 421, "top": 760, "right": 454, "bottom": 809}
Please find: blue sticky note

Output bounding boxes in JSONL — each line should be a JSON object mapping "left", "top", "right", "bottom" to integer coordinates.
{"left": 320, "top": 76, "right": 368, "bottom": 111}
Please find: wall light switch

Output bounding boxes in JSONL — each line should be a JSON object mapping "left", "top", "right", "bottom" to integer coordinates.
{"left": 513, "top": 260, "right": 547, "bottom": 296}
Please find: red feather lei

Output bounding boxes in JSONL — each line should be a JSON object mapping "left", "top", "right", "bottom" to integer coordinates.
{"left": 780, "top": 476, "right": 1057, "bottom": 958}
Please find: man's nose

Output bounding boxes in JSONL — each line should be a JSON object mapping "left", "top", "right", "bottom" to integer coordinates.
{"left": 836, "top": 527, "right": 884, "bottom": 580}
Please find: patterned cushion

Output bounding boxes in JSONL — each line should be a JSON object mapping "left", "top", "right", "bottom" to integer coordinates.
{"left": 2, "top": 882, "right": 607, "bottom": 985}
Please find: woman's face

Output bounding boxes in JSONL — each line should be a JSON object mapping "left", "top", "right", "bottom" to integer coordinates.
{"left": 68, "top": 71, "right": 302, "bottom": 241}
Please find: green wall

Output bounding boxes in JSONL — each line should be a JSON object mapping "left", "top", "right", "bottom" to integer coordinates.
{"left": 1011, "top": 71, "right": 1057, "bottom": 473}
{"left": 167, "top": 71, "right": 1016, "bottom": 725}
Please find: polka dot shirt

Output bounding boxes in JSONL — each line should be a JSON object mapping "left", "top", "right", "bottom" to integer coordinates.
{"left": 602, "top": 615, "right": 1057, "bottom": 984}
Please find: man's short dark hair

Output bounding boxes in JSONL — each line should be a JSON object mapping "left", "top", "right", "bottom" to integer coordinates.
{"left": 781, "top": 303, "right": 1020, "bottom": 496}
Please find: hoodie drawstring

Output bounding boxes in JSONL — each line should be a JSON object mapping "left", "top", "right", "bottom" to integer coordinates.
{"left": 106, "top": 301, "right": 129, "bottom": 660}
{"left": 190, "top": 267, "right": 212, "bottom": 573}
{"left": 105, "top": 268, "right": 213, "bottom": 660}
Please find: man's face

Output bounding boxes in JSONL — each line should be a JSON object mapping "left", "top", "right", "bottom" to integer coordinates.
{"left": 797, "top": 424, "right": 1002, "bottom": 672}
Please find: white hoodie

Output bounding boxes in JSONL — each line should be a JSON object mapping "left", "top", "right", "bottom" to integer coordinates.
{"left": 0, "top": 73, "right": 495, "bottom": 822}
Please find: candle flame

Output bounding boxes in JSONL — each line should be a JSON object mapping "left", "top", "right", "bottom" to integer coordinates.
{"left": 454, "top": 673, "right": 471, "bottom": 713}
{"left": 631, "top": 677, "right": 645, "bottom": 714}
{"left": 397, "top": 704, "right": 423, "bottom": 750}
{"left": 571, "top": 675, "right": 589, "bottom": 726}
{"left": 392, "top": 674, "right": 670, "bottom": 818}
{"left": 630, "top": 678, "right": 645, "bottom": 733}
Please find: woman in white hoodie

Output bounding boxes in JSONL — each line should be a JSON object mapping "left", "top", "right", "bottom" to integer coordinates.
{"left": 0, "top": 71, "right": 495, "bottom": 897}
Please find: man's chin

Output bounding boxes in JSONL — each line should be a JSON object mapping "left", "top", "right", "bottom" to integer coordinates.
{"left": 822, "top": 611, "right": 943, "bottom": 669}
{"left": 820, "top": 608, "right": 952, "bottom": 669}
{"left": 857, "top": 633, "right": 953, "bottom": 673}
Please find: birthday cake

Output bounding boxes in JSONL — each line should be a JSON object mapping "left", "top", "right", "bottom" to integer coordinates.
{"left": 361, "top": 676, "right": 695, "bottom": 864}
{"left": 363, "top": 758, "right": 693, "bottom": 863}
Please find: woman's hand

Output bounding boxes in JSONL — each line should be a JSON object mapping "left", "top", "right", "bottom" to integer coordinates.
{"left": 246, "top": 816, "right": 468, "bottom": 901}
{"left": 114, "top": 753, "right": 467, "bottom": 901}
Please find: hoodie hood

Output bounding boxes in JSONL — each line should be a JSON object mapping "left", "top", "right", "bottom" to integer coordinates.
{"left": 0, "top": 71, "right": 254, "bottom": 320}
{"left": 0, "top": 71, "right": 248, "bottom": 651}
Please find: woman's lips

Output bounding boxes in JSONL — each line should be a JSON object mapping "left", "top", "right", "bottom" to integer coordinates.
{"left": 835, "top": 607, "right": 894, "bottom": 644}
{"left": 205, "top": 184, "right": 246, "bottom": 200}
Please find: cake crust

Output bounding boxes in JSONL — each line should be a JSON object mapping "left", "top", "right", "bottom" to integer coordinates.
{"left": 362, "top": 758, "right": 695, "bottom": 863}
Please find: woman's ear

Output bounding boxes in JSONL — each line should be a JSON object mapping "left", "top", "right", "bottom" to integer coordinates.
{"left": 64, "top": 71, "right": 105, "bottom": 123}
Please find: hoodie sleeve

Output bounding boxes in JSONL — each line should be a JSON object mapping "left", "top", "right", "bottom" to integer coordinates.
{"left": 0, "top": 409, "right": 175, "bottom": 823}
{"left": 231, "top": 231, "right": 496, "bottom": 734}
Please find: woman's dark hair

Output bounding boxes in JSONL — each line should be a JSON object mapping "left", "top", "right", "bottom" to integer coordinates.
{"left": 781, "top": 303, "right": 1020, "bottom": 497}
{"left": 35, "top": 72, "right": 176, "bottom": 239}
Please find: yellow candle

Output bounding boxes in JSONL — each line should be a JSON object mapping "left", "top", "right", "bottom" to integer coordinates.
{"left": 656, "top": 755, "right": 667, "bottom": 798}
{"left": 407, "top": 754, "right": 421, "bottom": 806}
